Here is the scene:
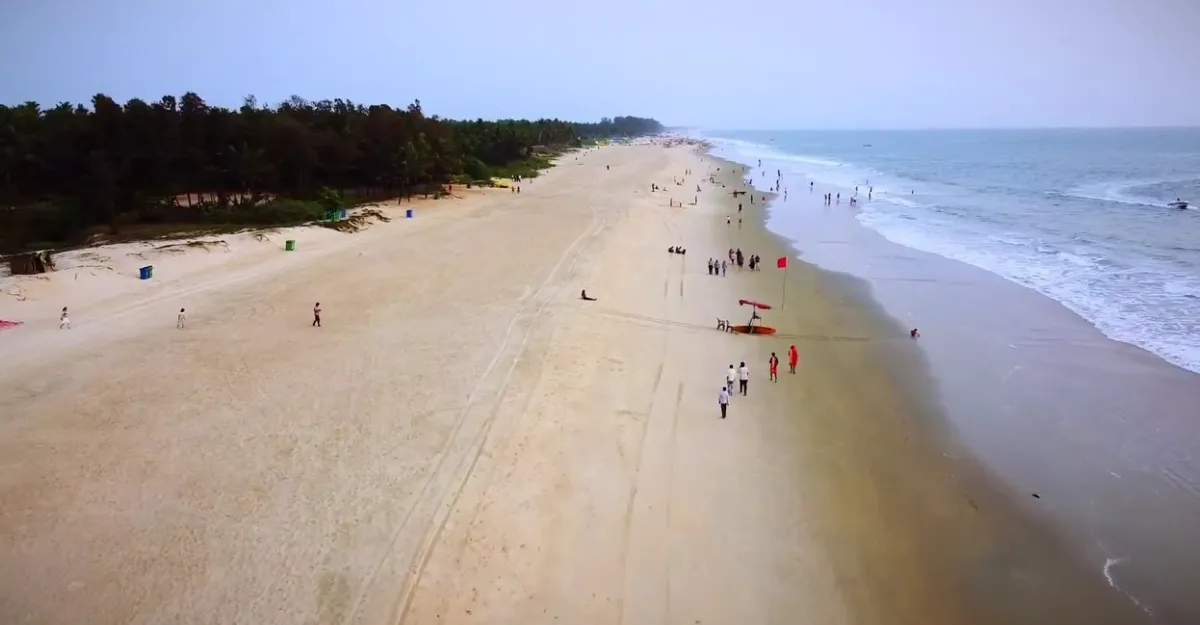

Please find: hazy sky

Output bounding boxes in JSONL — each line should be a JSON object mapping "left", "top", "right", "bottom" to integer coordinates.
{"left": 1, "top": 0, "right": 1197, "bottom": 129}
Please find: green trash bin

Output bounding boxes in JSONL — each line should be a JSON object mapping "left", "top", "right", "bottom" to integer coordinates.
{"left": 285, "top": 240, "right": 296, "bottom": 251}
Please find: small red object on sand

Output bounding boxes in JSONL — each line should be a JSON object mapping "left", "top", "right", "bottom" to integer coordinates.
{"left": 0, "top": 319, "right": 24, "bottom": 331}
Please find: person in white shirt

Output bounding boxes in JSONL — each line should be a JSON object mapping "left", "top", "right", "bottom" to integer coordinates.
{"left": 726, "top": 365, "right": 737, "bottom": 395}
{"left": 177, "top": 308, "right": 186, "bottom": 329}
{"left": 738, "top": 361, "right": 750, "bottom": 396}
{"left": 59, "top": 307, "right": 70, "bottom": 330}
{"left": 718, "top": 386, "right": 730, "bottom": 419}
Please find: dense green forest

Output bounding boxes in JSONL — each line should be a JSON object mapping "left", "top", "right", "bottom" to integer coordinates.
{"left": 0, "top": 93, "right": 663, "bottom": 253}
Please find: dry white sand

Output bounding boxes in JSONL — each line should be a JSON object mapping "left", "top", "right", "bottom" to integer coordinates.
{"left": 0, "top": 145, "right": 846, "bottom": 625}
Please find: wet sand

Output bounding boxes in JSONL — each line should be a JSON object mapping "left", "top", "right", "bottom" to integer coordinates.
{"left": 698, "top": 155, "right": 1157, "bottom": 625}
{"left": 751, "top": 169, "right": 1200, "bottom": 624}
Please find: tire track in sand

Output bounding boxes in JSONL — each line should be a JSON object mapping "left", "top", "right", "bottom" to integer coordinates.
{"left": 385, "top": 202, "right": 615, "bottom": 625}
{"left": 345, "top": 200, "right": 606, "bottom": 625}
{"left": 616, "top": 329, "right": 680, "bottom": 625}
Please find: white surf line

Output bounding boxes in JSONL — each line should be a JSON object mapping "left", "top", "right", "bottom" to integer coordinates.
{"left": 1102, "top": 557, "right": 1155, "bottom": 617}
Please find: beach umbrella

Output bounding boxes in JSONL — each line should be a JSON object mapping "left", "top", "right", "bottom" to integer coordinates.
{"left": 738, "top": 299, "right": 772, "bottom": 329}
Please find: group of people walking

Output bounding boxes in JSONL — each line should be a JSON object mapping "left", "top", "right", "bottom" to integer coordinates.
{"left": 708, "top": 247, "right": 764, "bottom": 275}
{"left": 717, "top": 345, "right": 799, "bottom": 419}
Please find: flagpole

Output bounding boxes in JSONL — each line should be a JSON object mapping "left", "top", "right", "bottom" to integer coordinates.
{"left": 782, "top": 265, "right": 787, "bottom": 308}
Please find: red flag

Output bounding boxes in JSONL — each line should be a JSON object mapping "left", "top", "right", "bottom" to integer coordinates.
{"left": 776, "top": 256, "right": 788, "bottom": 269}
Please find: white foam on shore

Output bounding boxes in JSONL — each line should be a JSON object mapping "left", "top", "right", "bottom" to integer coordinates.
{"left": 1103, "top": 557, "right": 1155, "bottom": 617}
{"left": 702, "top": 133, "right": 1200, "bottom": 375}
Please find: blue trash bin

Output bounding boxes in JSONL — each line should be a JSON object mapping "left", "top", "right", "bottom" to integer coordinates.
{"left": 405, "top": 209, "right": 414, "bottom": 219}
{"left": 139, "top": 265, "right": 153, "bottom": 280}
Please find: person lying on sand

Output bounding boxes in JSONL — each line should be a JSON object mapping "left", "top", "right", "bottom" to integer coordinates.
{"left": 581, "top": 290, "right": 597, "bottom": 301}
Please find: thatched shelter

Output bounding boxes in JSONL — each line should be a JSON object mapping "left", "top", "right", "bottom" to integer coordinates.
{"left": 8, "top": 251, "right": 56, "bottom": 275}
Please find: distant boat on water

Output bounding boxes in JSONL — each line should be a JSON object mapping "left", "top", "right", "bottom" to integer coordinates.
{"left": 1168, "top": 199, "right": 1189, "bottom": 209}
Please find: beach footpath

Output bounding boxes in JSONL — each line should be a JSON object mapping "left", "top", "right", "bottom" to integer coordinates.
{"left": 0, "top": 142, "right": 1151, "bottom": 625}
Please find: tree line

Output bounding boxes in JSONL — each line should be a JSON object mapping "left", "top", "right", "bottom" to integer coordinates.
{"left": 0, "top": 93, "right": 663, "bottom": 253}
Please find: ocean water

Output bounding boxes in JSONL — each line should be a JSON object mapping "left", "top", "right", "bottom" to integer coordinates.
{"left": 702, "top": 129, "right": 1200, "bottom": 374}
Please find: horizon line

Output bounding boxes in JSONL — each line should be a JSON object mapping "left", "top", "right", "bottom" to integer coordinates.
{"left": 673, "top": 125, "right": 1200, "bottom": 133}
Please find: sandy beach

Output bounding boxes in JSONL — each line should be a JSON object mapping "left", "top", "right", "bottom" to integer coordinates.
{"left": 0, "top": 144, "right": 839, "bottom": 625}
{"left": 0, "top": 143, "right": 1155, "bottom": 625}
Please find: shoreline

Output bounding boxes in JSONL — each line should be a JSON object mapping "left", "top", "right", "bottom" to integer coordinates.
{"left": 701, "top": 148, "right": 1156, "bottom": 624}
{"left": 0, "top": 140, "right": 1169, "bottom": 624}
{"left": 718, "top": 141, "right": 1200, "bottom": 622}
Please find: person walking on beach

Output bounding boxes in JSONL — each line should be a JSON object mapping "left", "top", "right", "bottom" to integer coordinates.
{"left": 769, "top": 352, "right": 780, "bottom": 382}
{"left": 721, "top": 259, "right": 728, "bottom": 276}
{"left": 788, "top": 345, "right": 799, "bottom": 374}
{"left": 718, "top": 386, "right": 730, "bottom": 419}
{"left": 59, "top": 307, "right": 70, "bottom": 330}
{"left": 726, "top": 364, "right": 737, "bottom": 395}
{"left": 177, "top": 308, "right": 186, "bottom": 329}
{"left": 738, "top": 361, "right": 750, "bottom": 395}
{"left": 312, "top": 302, "right": 322, "bottom": 328}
